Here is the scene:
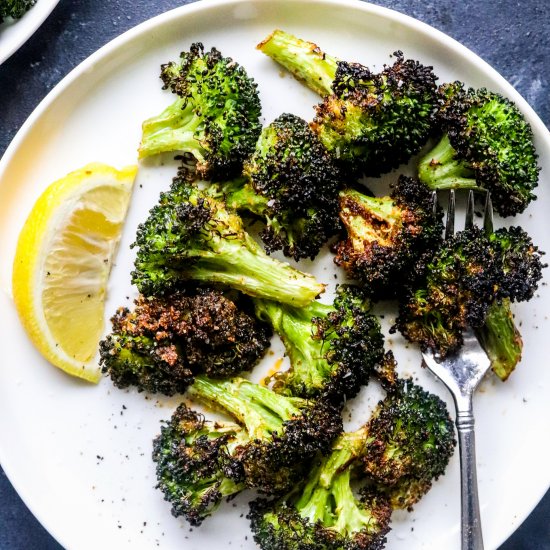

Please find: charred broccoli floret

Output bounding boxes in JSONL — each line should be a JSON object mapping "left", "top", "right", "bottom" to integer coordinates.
{"left": 152, "top": 404, "right": 247, "bottom": 525}
{"left": 473, "top": 227, "right": 545, "bottom": 379}
{"left": 131, "top": 173, "right": 325, "bottom": 306}
{"left": 258, "top": 30, "right": 438, "bottom": 177}
{"left": 187, "top": 376, "right": 343, "bottom": 494}
{"left": 248, "top": 378, "right": 454, "bottom": 548}
{"left": 215, "top": 113, "right": 342, "bottom": 260}
{"left": 361, "top": 379, "right": 455, "bottom": 510}
{"left": 489, "top": 226, "right": 546, "bottom": 302}
{"left": 0, "top": 0, "right": 36, "bottom": 21}
{"left": 394, "top": 227, "right": 501, "bottom": 357}
{"left": 418, "top": 82, "right": 540, "bottom": 216}
{"left": 139, "top": 43, "right": 262, "bottom": 180}
{"left": 394, "top": 226, "right": 545, "bottom": 358}
{"left": 254, "top": 285, "right": 385, "bottom": 401}
{"left": 99, "top": 288, "right": 271, "bottom": 395}
{"left": 334, "top": 176, "right": 443, "bottom": 297}
{"left": 249, "top": 432, "right": 392, "bottom": 550}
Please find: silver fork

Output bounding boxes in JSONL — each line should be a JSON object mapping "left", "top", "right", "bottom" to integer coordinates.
{"left": 422, "top": 189, "right": 494, "bottom": 550}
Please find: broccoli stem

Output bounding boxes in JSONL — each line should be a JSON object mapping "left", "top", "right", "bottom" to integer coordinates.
{"left": 188, "top": 235, "right": 325, "bottom": 307}
{"left": 254, "top": 299, "right": 334, "bottom": 390}
{"left": 139, "top": 98, "right": 207, "bottom": 160}
{"left": 332, "top": 469, "right": 379, "bottom": 536}
{"left": 257, "top": 30, "right": 338, "bottom": 97}
{"left": 418, "top": 134, "right": 480, "bottom": 191}
{"left": 294, "top": 431, "right": 369, "bottom": 526}
{"left": 222, "top": 179, "right": 271, "bottom": 217}
{"left": 475, "top": 299, "right": 523, "bottom": 381}
{"left": 188, "top": 377, "right": 304, "bottom": 441}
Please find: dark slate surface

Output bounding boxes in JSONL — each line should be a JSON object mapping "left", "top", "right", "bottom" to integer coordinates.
{"left": 0, "top": 1, "right": 548, "bottom": 549}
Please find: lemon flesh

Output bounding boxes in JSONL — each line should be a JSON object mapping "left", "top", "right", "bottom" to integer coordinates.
{"left": 12, "top": 163, "right": 137, "bottom": 382}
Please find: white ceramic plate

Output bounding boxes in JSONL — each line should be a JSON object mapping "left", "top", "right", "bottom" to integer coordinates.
{"left": 1, "top": 1, "right": 549, "bottom": 549}
{"left": 0, "top": 0, "right": 60, "bottom": 64}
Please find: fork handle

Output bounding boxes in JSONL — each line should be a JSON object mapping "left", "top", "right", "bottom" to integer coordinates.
{"left": 456, "top": 409, "right": 484, "bottom": 550}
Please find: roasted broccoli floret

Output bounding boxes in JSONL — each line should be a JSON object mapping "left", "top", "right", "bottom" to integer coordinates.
{"left": 0, "top": 0, "right": 36, "bottom": 21}
{"left": 254, "top": 285, "right": 385, "bottom": 401}
{"left": 394, "top": 227, "right": 501, "bottom": 357}
{"left": 99, "top": 288, "right": 271, "bottom": 395}
{"left": 334, "top": 176, "right": 443, "bottom": 297}
{"left": 489, "top": 226, "right": 546, "bottom": 302}
{"left": 187, "top": 376, "right": 343, "bottom": 494}
{"left": 473, "top": 227, "right": 545, "bottom": 379}
{"left": 248, "top": 378, "right": 454, "bottom": 548}
{"left": 249, "top": 433, "right": 392, "bottom": 550}
{"left": 215, "top": 113, "right": 342, "bottom": 260}
{"left": 153, "top": 404, "right": 247, "bottom": 525}
{"left": 131, "top": 173, "right": 325, "bottom": 306}
{"left": 394, "top": 226, "right": 545, "bottom": 358}
{"left": 361, "top": 379, "right": 455, "bottom": 510}
{"left": 139, "top": 43, "right": 262, "bottom": 180}
{"left": 418, "top": 82, "right": 540, "bottom": 216}
{"left": 258, "top": 30, "right": 438, "bottom": 177}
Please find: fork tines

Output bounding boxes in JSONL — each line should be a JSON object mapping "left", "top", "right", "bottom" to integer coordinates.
{"left": 434, "top": 189, "right": 493, "bottom": 239}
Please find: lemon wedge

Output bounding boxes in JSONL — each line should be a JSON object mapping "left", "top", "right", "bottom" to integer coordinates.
{"left": 12, "top": 163, "right": 137, "bottom": 382}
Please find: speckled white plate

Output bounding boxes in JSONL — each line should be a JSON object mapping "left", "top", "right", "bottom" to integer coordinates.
{"left": 0, "top": 0, "right": 60, "bottom": 64}
{"left": 0, "top": 1, "right": 549, "bottom": 549}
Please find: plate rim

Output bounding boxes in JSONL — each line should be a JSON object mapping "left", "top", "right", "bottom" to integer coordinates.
{"left": 1, "top": 0, "right": 549, "bottom": 548}
{"left": 0, "top": 0, "right": 61, "bottom": 65}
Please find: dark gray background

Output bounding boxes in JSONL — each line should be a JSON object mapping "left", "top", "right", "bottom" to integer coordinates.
{"left": 0, "top": 0, "right": 548, "bottom": 548}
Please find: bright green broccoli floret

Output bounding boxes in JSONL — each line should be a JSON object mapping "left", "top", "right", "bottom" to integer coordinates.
{"left": 99, "top": 288, "right": 271, "bottom": 395}
{"left": 334, "top": 176, "right": 443, "bottom": 298}
{"left": 152, "top": 404, "right": 247, "bottom": 525}
{"left": 139, "top": 43, "right": 262, "bottom": 180}
{"left": 418, "top": 82, "right": 540, "bottom": 216}
{"left": 213, "top": 113, "right": 342, "bottom": 260}
{"left": 187, "top": 376, "right": 343, "bottom": 494}
{"left": 254, "top": 285, "right": 385, "bottom": 402}
{"left": 258, "top": 30, "right": 438, "bottom": 177}
{"left": 131, "top": 172, "right": 325, "bottom": 306}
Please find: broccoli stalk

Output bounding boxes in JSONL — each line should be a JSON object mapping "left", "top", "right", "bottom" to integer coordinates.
{"left": 139, "top": 43, "right": 262, "bottom": 180}
{"left": 475, "top": 299, "right": 522, "bottom": 381}
{"left": 213, "top": 113, "right": 342, "bottom": 261}
{"left": 257, "top": 30, "right": 338, "bottom": 96}
{"left": 254, "top": 285, "right": 385, "bottom": 401}
{"left": 418, "top": 82, "right": 540, "bottom": 216}
{"left": 334, "top": 176, "right": 443, "bottom": 297}
{"left": 131, "top": 175, "right": 325, "bottom": 306}
{"left": 418, "top": 134, "right": 478, "bottom": 190}
{"left": 187, "top": 376, "right": 343, "bottom": 494}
